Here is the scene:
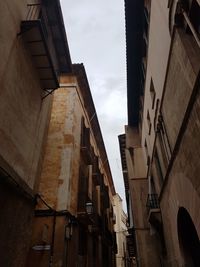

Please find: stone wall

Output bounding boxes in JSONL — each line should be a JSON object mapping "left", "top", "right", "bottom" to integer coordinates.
{"left": 160, "top": 29, "right": 200, "bottom": 266}
{"left": 162, "top": 29, "right": 200, "bottom": 150}
{"left": 38, "top": 78, "right": 82, "bottom": 213}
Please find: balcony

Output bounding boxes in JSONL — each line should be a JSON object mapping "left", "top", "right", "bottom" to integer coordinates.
{"left": 80, "top": 126, "right": 92, "bottom": 165}
{"left": 146, "top": 194, "right": 159, "bottom": 211}
{"left": 146, "top": 194, "right": 162, "bottom": 231}
{"left": 77, "top": 169, "right": 92, "bottom": 224}
{"left": 92, "top": 154, "right": 99, "bottom": 175}
{"left": 103, "top": 185, "right": 110, "bottom": 209}
{"left": 126, "top": 234, "right": 136, "bottom": 258}
{"left": 91, "top": 153, "right": 101, "bottom": 186}
{"left": 88, "top": 213, "right": 103, "bottom": 234}
{"left": 142, "top": 37, "right": 147, "bottom": 57}
{"left": 170, "top": 0, "right": 200, "bottom": 49}
{"left": 20, "top": 1, "right": 72, "bottom": 95}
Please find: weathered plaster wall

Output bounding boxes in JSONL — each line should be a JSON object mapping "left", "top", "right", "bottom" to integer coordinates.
{"left": 0, "top": 0, "right": 52, "bottom": 190}
{"left": 31, "top": 72, "right": 116, "bottom": 267}
{"left": 38, "top": 80, "right": 82, "bottom": 213}
{"left": 39, "top": 73, "right": 114, "bottom": 215}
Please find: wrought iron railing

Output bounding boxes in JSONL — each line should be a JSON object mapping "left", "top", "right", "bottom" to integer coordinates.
{"left": 26, "top": 3, "right": 58, "bottom": 61}
{"left": 170, "top": 0, "right": 200, "bottom": 48}
{"left": 26, "top": 4, "right": 41, "bottom": 20}
{"left": 146, "top": 194, "right": 159, "bottom": 211}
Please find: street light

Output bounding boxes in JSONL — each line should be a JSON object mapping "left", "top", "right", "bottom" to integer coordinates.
{"left": 86, "top": 201, "right": 93, "bottom": 215}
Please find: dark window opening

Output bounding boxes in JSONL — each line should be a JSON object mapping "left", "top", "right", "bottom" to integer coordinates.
{"left": 150, "top": 79, "right": 156, "bottom": 109}
{"left": 189, "top": 0, "right": 200, "bottom": 34}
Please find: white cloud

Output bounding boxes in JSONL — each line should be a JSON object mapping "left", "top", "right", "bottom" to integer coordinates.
{"left": 61, "top": 0, "right": 127, "bottom": 210}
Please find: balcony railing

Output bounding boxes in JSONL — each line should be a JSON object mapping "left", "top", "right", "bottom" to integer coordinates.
{"left": 92, "top": 154, "right": 99, "bottom": 174}
{"left": 170, "top": 0, "right": 200, "bottom": 49}
{"left": 20, "top": 1, "right": 72, "bottom": 96}
{"left": 126, "top": 234, "right": 136, "bottom": 258}
{"left": 80, "top": 124, "right": 92, "bottom": 165}
{"left": 146, "top": 193, "right": 163, "bottom": 231}
{"left": 77, "top": 166, "right": 90, "bottom": 217}
{"left": 146, "top": 194, "right": 159, "bottom": 211}
{"left": 103, "top": 185, "right": 110, "bottom": 209}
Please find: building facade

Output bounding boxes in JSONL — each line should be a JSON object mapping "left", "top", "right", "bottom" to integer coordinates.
{"left": 113, "top": 194, "right": 128, "bottom": 267}
{"left": 120, "top": 0, "right": 200, "bottom": 266}
{"left": 0, "top": 0, "right": 71, "bottom": 266}
{"left": 26, "top": 64, "right": 117, "bottom": 267}
{"left": 0, "top": 1, "right": 117, "bottom": 267}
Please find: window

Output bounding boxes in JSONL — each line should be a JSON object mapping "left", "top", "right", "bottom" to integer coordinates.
{"left": 156, "top": 114, "right": 172, "bottom": 162}
{"left": 150, "top": 79, "right": 156, "bottom": 109}
{"left": 154, "top": 148, "right": 164, "bottom": 183}
{"left": 147, "top": 110, "right": 152, "bottom": 135}
{"left": 150, "top": 176, "right": 156, "bottom": 194}
{"left": 80, "top": 117, "right": 92, "bottom": 165}
{"left": 175, "top": 0, "right": 200, "bottom": 39}
{"left": 144, "top": 140, "right": 150, "bottom": 165}
{"left": 189, "top": 0, "right": 200, "bottom": 35}
{"left": 144, "top": 6, "right": 150, "bottom": 42}
{"left": 154, "top": 99, "right": 160, "bottom": 130}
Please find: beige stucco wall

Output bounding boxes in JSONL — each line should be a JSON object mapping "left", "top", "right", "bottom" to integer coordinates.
{"left": 125, "top": 126, "right": 161, "bottom": 266}
{"left": 142, "top": 0, "right": 171, "bottom": 158}
{"left": 113, "top": 194, "right": 127, "bottom": 267}
{"left": 0, "top": 0, "right": 52, "bottom": 190}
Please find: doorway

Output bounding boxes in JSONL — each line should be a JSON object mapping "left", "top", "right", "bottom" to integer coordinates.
{"left": 177, "top": 207, "right": 200, "bottom": 266}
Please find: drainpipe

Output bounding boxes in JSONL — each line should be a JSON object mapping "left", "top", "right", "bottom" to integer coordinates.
{"left": 49, "top": 211, "right": 56, "bottom": 267}
{"left": 35, "top": 195, "right": 77, "bottom": 267}
{"left": 63, "top": 238, "right": 68, "bottom": 267}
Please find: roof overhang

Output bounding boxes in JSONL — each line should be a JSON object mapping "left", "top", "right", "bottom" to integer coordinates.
{"left": 73, "top": 64, "right": 116, "bottom": 195}
{"left": 43, "top": 0, "right": 72, "bottom": 73}
{"left": 118, "top": 134, "right": 129, "bottom": 195}
{"left": 125, "top": 0, "right": 144, "bottom": 126}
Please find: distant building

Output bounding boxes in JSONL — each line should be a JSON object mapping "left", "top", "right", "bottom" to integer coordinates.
{"left": 26, "top": 64, "right": 117, "bottom": 267}
{"left": 0, "top": 1, "right": 71, "bottom": 266}
{"left": 113, "top": 194, "right": 128, "bottom": 267}
{"left": 119, "top": 0, "right": 200, "bottom": 266}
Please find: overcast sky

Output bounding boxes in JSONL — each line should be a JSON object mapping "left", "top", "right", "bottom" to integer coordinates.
{"left": 60, "top": 0, "right": 127, "bottom": 210}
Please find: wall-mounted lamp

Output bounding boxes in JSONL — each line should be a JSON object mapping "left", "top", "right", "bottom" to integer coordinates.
{"left": 86, "top": 201, "right": 93, "bottom": 215}
{"left": 65, "top": 221, "right": 73, "bottom": 240}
